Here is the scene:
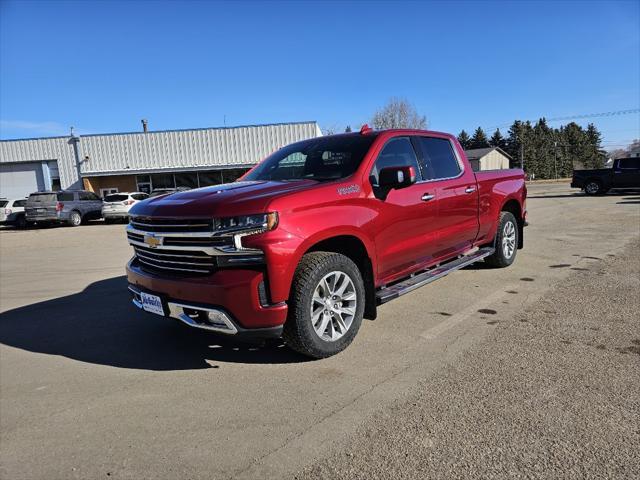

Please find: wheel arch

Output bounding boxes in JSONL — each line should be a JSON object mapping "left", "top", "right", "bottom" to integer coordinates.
{"left": 303, "top": 234, "right": 377, "bottom": 320}
{"left": 500, "top": 198, "right": 524, "bottom": 249}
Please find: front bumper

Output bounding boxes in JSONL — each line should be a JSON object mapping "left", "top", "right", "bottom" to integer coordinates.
{"left": 126, "top": 257, "right": 288, "bottom": 334}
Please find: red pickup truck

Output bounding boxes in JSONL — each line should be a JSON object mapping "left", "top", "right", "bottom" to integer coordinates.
{"left": 126, "top": 127, "right": 526, "bottom": 358}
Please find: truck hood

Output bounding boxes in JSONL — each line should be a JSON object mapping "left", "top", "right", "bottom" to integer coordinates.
{"left": 129, "top": 180, "right": 320, "bottom": 217}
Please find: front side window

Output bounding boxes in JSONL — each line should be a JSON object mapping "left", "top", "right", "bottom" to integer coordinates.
{"left": 416, "top": 137, "right": 462, "bottom": 180}
{"left": 618, "top": 158, "right": 640, "bottom": 169}
{"left": 131, "top": 193, "right": 149, "bottom": 201}
{"left": 244, "top": 135, "right": 378, "bottom": 182}
{"left": 369, "top": 137, "right": 421, "bottom": 186}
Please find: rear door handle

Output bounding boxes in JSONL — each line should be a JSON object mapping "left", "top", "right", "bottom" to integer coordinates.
{"left": 421, "top": 193, "right": 435, "bottom": 202}
{"left": 465, "top": 186, "right": 476, "bottom": 193}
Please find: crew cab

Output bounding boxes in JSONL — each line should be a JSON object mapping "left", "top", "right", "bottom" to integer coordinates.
{"left": 126, "top": 128, "right": 526, "bottom": 358}
{"left": 571, "top": 157, "right": 640, "bottom": 195}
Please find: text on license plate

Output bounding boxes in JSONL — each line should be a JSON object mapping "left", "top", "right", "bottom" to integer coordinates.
{"left": 140, "top": 292, "right": 165, "bottom": 316}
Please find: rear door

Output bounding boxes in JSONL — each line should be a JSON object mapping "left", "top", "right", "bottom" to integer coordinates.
{"left": 79, "top": 191, "right": 103, "bottom": 217}
{"left": 613, "top": 158, "right": 640, "bottom": 188}
{"left": 414, "top": 135, "right": 479, "bottom": 260}
{"left": 370, "top": 137, "right": 440, "bottom": 280}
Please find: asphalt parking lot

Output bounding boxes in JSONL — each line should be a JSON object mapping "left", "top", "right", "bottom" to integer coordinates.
{"left": 1, "top": 182, "right": 639, "bottom": 479}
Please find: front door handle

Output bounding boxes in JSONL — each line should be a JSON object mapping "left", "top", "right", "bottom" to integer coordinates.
{"left": 421, "top": 193, "right": 435, "bottom": 202}
{"left": 465, "top": 186, "right": 476, "bottom": 193}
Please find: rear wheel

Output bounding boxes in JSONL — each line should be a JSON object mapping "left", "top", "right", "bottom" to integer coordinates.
{"left": 67, "top": 211, "right": 82, "bottom": 227}
{"left": 485, "top": 211, "right": 518, "bottom": 268}
{"left": 284, "top": 252, "right": 365, "bottom": 359}
{"left": 584, "top": 180, "right": 602, "bottom": 195}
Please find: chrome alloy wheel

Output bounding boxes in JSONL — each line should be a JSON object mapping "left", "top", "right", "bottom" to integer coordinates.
{"left": 310, "top": 270, "right": 357, "bottom": 342}
{"left": 585, "top": 182, "right": 599, "bottom": 194}
{"left": 502, "top": 220, "right": 516, "bottom": 259}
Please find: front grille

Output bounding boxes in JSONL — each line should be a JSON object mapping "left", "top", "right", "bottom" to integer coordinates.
{"left": 130, "top": 216, "right": 213, "bottom": 233}
{"left": 133, "top": 245, "right": 216, "bottom": 274}
{"left": 128, "top": 216, "right": 222, "bottom": 276}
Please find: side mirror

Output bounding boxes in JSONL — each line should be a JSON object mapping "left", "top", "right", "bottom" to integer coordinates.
{"left": 378, "top": 165, "right": 417, "bottom": 190}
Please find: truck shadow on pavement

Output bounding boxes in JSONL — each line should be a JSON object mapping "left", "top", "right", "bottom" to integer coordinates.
{"left": 0, "top": 276, "right": 308, "bottom": 370}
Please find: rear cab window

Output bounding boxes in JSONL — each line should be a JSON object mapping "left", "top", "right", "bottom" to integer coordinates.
{"left": 414, "top": 136, "right": 462, "bottom": 180}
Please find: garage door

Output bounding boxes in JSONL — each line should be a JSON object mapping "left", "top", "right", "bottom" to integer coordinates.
{"left": 0, "top": 163, "right": 45, "bottom": 199}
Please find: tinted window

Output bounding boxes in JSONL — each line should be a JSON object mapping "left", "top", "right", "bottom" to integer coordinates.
{"left": 0, "top": 200, "right": 7, "bottom": 208}
{"left": 13, "top": 200, "right": 26, "bottom": 207}
{"left": 131, "top": 193, "right": 149, "bottom": 200}
{"left": 244, "top": 135, "right": 377, "bottom": 182}
{"left": 618, "top": 158, "right": 640, "bottom": 169}
{"left": 79, "top": 192, "right": 100, "bottom": 201}
{"left": 28, "top": 193, "right": 57, "bottom": 204}
{"left": 57, "top": 192, "right": 75, "bottom": 201}
{"left": 370, "top": 137, "right": 421, "bottom": 185}
{"left": 105, "top": 194, "right": 129, "bottom": 202}
{"left": 416, "top": 137, "right": 461, "bottom": 180}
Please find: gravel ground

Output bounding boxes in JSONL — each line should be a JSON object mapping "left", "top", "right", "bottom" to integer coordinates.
{"left": 299, "top": 240, "right": 640, "bottom": 480}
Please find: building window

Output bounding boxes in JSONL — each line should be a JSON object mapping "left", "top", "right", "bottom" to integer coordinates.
{"left": 175, "top": 172, "right": 199, "bottom": 189}
{"left": 151, "top": 173, "right": 175, "bottom": 189}
{"left": 198, "top": 171, "right": 223, "bottom": 187}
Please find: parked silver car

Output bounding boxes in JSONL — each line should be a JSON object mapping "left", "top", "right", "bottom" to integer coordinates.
{"left": 102, "top": 192, "right": 149, "bottom": 223}
{"left": 25, "top": 190, "right": 103, "bottom": 227}
{"left": 0, "top": 198, "right": 28, "bottom": 228}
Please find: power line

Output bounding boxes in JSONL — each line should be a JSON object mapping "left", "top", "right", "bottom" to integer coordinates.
{"left": 483, "top": 108, "right": 640, "bottom": 132}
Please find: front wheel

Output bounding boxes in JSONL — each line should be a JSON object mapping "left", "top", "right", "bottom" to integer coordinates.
{"left": 283, "top": 252, "right": 365, "bottom": 359}
{"left": 485, "top": 211, "right": 518, "bottom": 268}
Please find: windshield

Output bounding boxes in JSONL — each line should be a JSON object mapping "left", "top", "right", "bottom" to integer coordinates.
{"left": 244, "top": 134, "right": 378, "bottom": 182}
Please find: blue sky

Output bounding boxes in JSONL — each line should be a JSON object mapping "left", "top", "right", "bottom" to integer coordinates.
{"left": 1, "top": 0, "right": 638, "bottom": 150}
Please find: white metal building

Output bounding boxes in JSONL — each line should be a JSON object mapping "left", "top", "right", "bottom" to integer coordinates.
{"left": 0, "top": 121, "right": 322, "bottom": 198}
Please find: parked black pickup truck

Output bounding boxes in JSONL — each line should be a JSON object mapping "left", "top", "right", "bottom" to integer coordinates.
{"left": 571, "top": 157, "right": 640, "bottom": 195}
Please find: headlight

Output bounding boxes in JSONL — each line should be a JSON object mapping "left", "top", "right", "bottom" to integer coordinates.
{"left": 215, "top": 212, "right": 278, "bottom": 252}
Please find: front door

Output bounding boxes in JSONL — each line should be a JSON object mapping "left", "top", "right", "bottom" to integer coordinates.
{"left": 613, "top": 158, "right": 640, "bottom": 188}
{"left": 413, "top": 135, "right": 480, "bottom": 260}
{"left": 369, "top": 137, "right": 440, "bottom": 282}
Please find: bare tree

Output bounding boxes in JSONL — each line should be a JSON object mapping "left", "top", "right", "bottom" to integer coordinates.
{"left": 371, "top": 97, "right": 427, "bottom": 130}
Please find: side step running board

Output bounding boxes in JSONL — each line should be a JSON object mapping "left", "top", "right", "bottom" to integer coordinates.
{"left": 376, "top": 247, "right": 495, "bottom": 305}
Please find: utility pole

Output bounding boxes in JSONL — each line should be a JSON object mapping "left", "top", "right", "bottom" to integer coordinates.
{"left": 553, "top": 141, "right": 558, "bottom": 180}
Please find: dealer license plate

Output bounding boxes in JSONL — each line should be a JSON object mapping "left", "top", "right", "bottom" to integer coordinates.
{"left": 140, "top": 292, "right": 165, "bottom": 316}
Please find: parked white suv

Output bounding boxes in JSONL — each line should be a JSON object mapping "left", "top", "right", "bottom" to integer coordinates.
{"left": 0, "top": 198, "right": 28, "bottom": 228}
{"left": 102, "top": 192, "right": 149, "bottom": 223}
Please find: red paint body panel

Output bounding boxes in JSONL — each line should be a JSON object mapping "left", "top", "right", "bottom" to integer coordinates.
{"left": 127, "top": 129, "right": 526, "bottom": 330}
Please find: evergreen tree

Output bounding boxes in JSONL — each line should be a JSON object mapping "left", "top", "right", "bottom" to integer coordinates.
{"left": 469, "top": 127, "right": 490, "bottom": 149}
{"left": 584, "top": 123, "right": 606, "bottom": 169}
{"left": 489, "top": 128, "right": 507, "bottom": 149}
{"left": 457, "top": 130, "right": 471, "bottom": 149}
{"left": 344, "top": 125, "right": 352, "bottom": 133}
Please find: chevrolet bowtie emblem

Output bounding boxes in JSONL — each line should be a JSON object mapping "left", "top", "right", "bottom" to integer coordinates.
{"left": 144, "top": 234, "right": 162, "bottom": 248}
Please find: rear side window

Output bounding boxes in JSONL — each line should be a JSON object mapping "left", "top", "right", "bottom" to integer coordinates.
{"left": 0, "top": 200, "right": 7, "bottom": 208}
{"left": 57, "top": 192, "right": 74, "bottom": 201}
{"left": 13, "top": 200, "right": 26, "bottom": 207}
{"left": 28, "top": 193, "right": 57, "bottom": 203}
{"left": 131, "top": 193, "right": 149, "bottom": 200}
{"left": 105, "top": 194, "right": 129, "bottom": 202}
{"left": 416, "top": 137, "right": 461, "bottom": 180}
{"left": 370, "top": 137, "right": 421, "bottom": 186}
{"left": 618, "top": 158, "right": 640, "bottom": 169}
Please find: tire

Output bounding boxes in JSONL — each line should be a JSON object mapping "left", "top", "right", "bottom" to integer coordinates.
{"left": 67, "top": 210, "right": 82, "bottom": 227}
{"left": 485, "top": 211, "right": 518, "bottom": 268}
{"left": 584, "top": 180, "right": 602, "bottom": 196}
{"left": 14, "top": 215, "right": 27, "bottom": 229}
{"left": 283, "top": 252, "right": 365, "bottom": 359}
